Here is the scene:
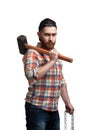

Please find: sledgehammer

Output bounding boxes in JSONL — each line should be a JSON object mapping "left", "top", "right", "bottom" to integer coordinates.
{"left": 17, "top": 35, "right": 73, "bottom": 63}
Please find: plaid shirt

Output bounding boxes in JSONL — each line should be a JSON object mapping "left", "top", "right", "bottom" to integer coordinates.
{"left": 23, "top": 49, "right": 67, "bottom": 111}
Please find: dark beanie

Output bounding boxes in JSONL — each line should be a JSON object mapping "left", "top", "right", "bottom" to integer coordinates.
{"left": 38, "top": 18, "right": 57, "bottom": 31}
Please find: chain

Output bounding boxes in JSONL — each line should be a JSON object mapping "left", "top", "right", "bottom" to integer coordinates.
{"left": 64, "top": 111, "right": 74, "bottom": 130}
{"left": 71, "top": 112, "right": 74, "bottom": 130}
{"left": 64, "top": 111, "right": 67, "bottom": 130}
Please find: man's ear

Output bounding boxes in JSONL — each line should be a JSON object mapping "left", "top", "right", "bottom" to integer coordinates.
{"left": 37, "top": 32, "right": 40, "bottom": 37}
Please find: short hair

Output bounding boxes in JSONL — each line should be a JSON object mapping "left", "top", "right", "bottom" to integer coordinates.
{"left": 38, "top": 18, "right": 57, "bottom": 31}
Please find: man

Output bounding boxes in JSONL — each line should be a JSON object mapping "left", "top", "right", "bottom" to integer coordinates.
{"left": 23, "top": 18, "right": 74, "bottom": 130}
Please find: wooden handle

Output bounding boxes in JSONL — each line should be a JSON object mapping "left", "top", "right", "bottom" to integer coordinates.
{"left": 24, "top": 44, "right": 73, "bottom": 63}
{"left": 58, "top": 54, "right": 73, "bottom": 63}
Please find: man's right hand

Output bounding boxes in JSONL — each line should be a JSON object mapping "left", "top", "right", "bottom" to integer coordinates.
{"left": 49, "top": 49, "right": 59, "bottom": 62}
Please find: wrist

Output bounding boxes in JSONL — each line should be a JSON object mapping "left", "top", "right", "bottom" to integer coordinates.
{"left": 49, "top": 60, "right": 56, "bottom": 65}
{"left": 65, "top": 100, "right": 71, "bottom": 106}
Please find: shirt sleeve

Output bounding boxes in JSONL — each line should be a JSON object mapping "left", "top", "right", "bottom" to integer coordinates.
{"left": 60, "top": 73, "right": 67, "bottom": 88}
{"left": 23, "top": 50, "right": 39, "bottom": 80}
{"left": 59, "top": 62, "right": 67, "bottom": 88}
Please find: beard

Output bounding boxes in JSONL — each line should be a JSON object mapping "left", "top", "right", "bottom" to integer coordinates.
{"left": 39, "top": 38, "right": 55, "bottom": 51}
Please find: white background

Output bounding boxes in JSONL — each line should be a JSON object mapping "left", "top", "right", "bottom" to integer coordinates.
{"left": 0, "top": 0, "right": 87, "bottom": 130}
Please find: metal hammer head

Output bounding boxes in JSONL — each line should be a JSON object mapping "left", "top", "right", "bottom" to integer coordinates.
{"left": 17, "top": 35, "right": 28, "bottom": 54}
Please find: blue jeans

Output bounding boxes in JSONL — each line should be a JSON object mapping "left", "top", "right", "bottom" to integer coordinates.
{"left": 25, "top": 102, "right": 60, "bottom": 130}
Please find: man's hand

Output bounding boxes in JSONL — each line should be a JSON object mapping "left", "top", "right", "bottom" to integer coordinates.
{"left": 49, "top": 49, "right": 59, "bottom": 62}
{"left": 61, "top": 85, "right": 74, "bottom": 115}
{"left": 65, "top": 103, "right": 74, "bottom": 114}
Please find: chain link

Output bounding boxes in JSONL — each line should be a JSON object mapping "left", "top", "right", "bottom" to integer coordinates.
{"left": 64, "top": 111, "right": 67, "bottom": 130}
{"left": 64, "top": 111, "right": 74, "bottom": 130}
{"left": 71, "top": 112, "right": 74, "bottom": 130}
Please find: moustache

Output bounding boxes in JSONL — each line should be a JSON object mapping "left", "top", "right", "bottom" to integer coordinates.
{"left": 47, "top": 41, "right": 55, "bottom": 46}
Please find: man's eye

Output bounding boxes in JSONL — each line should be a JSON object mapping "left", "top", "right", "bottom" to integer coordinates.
{"left": 45, "top": 34, "right": 49, "bottom": 36}
{"left": 52, "top": 34, "right": 56, "bottom": 36}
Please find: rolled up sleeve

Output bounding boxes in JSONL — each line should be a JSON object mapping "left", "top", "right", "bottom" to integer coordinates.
{"left": 23, "top": 50, "right": 39, "bottom": 80}
{"left": 25, "top": 68, "right": 38, "bottom": 80}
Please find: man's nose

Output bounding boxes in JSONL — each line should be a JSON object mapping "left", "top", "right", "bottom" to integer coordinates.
{"left": 49, "top": 35, "right": 53, "bottom": 41}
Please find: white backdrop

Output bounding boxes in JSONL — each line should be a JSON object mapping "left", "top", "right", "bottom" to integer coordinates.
{"left": 0, "top": 0, "right": 87, "bottom": 130}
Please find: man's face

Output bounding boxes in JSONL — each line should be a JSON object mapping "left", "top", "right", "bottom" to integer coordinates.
{"left": 37, "top": 27, "right": 57, "bottom": 50}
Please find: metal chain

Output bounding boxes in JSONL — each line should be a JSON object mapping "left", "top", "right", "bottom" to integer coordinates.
{"left": 64, "top": 111, "right": 67, "bottom": 130}
{"left": 71, "top": 112, "right": 74, "bottom": 130}
{"left": 64, "top": 111, "right": 74, "bottom": 130}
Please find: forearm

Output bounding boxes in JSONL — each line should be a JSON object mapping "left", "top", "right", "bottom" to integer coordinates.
{"left": 36, "top": 60, "right": 55, "bottom": 79}
{"left": 61, "top": 86, "right": 71, "bottom": 106}
{"left": 36, "top": 49, "right": 59, "bottom": 79}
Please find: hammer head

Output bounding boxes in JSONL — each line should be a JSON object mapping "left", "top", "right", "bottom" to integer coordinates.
{"left": 17, "top": 35, "right": 28, "bottom": 54}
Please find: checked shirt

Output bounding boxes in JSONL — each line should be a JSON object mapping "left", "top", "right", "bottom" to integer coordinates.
{"left": 23, "top": 49, "right": 67, "bottom": 111}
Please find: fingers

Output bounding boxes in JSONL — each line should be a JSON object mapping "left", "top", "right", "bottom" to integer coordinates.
{"left": 49, "top": 49, "right": 58, "bottom": 54}
{"left": 49, "top": 49, "right": 59, "bottom": 61}
{"left": 65, "top": 105, "right": 74, "bottom": 115}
